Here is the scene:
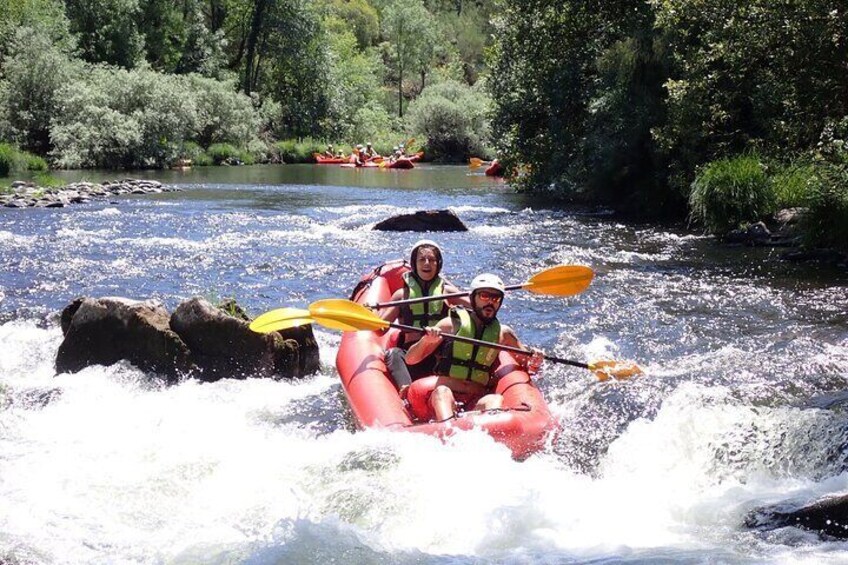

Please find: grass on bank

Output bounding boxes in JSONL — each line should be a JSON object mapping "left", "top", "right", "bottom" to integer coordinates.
{"left": 690, "top": 153, "right": 848, "bottom": 250}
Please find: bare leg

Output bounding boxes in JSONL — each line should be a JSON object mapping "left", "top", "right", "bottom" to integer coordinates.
{"left": 430, "top": 385, "right": 457, "bottom": 421}
{"left": 473, "top": 393, "right": 503, "bottom": 412}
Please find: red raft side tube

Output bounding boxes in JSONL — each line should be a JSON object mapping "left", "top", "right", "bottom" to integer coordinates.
{"left": 335, "top": 261, "right": 559, "bottom": 459}
{"left": 485, "top": 159, "right": 504, "bottom": 177}
{"left": 315, "top": 155, "right": 347, "bottom": 164}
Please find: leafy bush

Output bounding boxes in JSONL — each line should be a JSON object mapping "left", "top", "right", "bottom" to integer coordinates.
{"left": 206, "top": 143, "right": 239, "bottom": 164}
{"left": 0, "top": 26, "right": 80, "bottom": 154}
{"left": 25, "top": 154, "right": 48, "bottom": 171}
{"left": 801, "top": 162, "right": 848, "bottom": 250}
{"left": 689, "top": 155, "right": 775, "bottom": 233}
{"left": 0, "top": 142, "right": 47, "bottom": 176}
{"left": 406, "top": 80, "right": 490, "bottom": 161}
{"left": 275, "top": 139, "right": 326, "bottom": 163}
{"left": 772, "top": 162, "right": 819, "bottom": 208}
{"left": 0, "top": 143, "right": 13, "bottom": 176}
{"left": 50, "top": 65, "right": 261, "bottom": 168}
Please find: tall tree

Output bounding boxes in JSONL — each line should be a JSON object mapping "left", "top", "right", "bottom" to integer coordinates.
{"left": 381, "top": 0, "right": 439, "bottom": 117}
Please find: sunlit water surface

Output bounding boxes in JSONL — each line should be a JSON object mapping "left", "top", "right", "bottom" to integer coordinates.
{"left": 1, "top": 164, "right": 847, "bottom": 563}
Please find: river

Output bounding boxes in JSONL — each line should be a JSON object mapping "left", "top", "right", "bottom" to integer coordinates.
{"left": 1, "top": 164, "right": 847, "bottom": 563}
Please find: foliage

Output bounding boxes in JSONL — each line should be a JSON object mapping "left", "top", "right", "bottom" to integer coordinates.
{"left": 653, "top": 1, "right": 848, "bottom": 196}
{"left": 0, "top": 143, "right": 13, "bottom": 176}
{"left": 0, "top": 142, "right": 48, "bottom": 176}
{"left": 50, "top": 65, "right": 259, "bottom": 169}
{"left": 407, "top": 80, "right": 489, "bottom": 161}
{"left": 275, "top": 139, "right": 327, "bottom": 164}
{"left": 0, "top": 0, "right": 73, "bottom": 63}
{"left": 65, "top": 0, "right": 145, "bottom": 68}
{"left": 489, "top": 1, "right": 671, "bottom": 209}
{"left": 381, "top": 0, "right": 442, "bottom": 117}
{"left": 771, "top": 162, "right": 819, "bottom": 209}
{"left": 0, "top": 26, "right": 80, "bottom": 154}
{"left": 688, "top": 155, "right": 774, "bottom": 234}
{"left": 323, "top": 0, "right": 379, "bottom": 48}
{"left": 206, "top": 143, "right": 254, "bottom": 165}
{"left": 801, "top": 163, "right": 848, "bottom": 250}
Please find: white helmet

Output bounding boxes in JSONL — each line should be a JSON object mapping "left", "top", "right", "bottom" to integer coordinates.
{"left": 470, "top": 273, "right": 505, "bottom": 294}
{"left": 410, "top": 239, "right": 443, "bottom": 272}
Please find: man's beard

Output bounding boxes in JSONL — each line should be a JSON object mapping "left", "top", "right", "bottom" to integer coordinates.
{"left": 474, "top": 304, "right": 498, "bottom": 323}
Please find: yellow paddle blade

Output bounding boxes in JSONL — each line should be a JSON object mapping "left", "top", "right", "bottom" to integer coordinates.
{"left": 249, "top": 308, "right": 313, "bottom": 333}
{"left": 589, "top": 360, "right": 643, "bottom": 381}
{"left": 469, "top": 157, "right": 485, "bottom": 168}
{"left": 523, "top": 265, "right": 594, "bottom": 296}
{"left": 308, "top": 299, "right": 390, "bottom": 332}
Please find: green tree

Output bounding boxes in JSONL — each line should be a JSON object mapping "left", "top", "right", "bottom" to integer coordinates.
{"left": 407, "top": 79, "right": 490, "bottom": 160}
{"left": 64, "top": 0, "right": 145, "bottom": 68}
{"left": 0, "top": 0, "right": 72, "bottom": 66}
{"left": 0, "top": 26, "right": 80, "bottom": 153}
{"left": 381, "top": 0, "right": 440, "bottom": 117}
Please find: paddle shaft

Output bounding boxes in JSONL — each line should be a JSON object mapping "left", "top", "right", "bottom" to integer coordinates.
{"left": 372, "top": 284, "right": 525, "bottom": 309}
{"left": 390, "top": 321, "right": 590, "bottom": 369}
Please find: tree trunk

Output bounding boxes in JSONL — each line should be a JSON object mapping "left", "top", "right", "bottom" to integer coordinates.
{"left": 243, "top": 0, "right": 269, "bottom": 94}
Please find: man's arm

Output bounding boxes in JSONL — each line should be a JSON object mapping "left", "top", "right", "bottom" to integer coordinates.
{"left": 501, "top": 324, "right": 544, "bottom": 374}
{"left": 406, "top": 317, "right": 452, "bottom": 364}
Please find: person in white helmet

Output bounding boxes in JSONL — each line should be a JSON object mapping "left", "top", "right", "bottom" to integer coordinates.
{"left": 403, "top": 273, "right": 544, "bottom": 421}
{"left": 380, "top": 240, "right": 469, "bottom": 392}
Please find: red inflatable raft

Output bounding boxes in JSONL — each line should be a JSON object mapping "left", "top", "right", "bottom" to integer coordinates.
{"left": 485, "top": 159, "right": 504, "bottom": 177}
{"left": 314, "top": 154, "right": 347, "bottom": 164}
{"left": 335, "top": 261, "right": 558, "bottom": 459}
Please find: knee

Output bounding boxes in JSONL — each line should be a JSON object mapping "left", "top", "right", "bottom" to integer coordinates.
{"left": 385, "top": 347, "right": 406, "bottom": 368}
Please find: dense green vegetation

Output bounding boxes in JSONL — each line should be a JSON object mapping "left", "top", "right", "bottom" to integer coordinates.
{"left": 1, "top": 0, "right": 844, "bottom": 250}
{"left": 0, "top": 0, "right": 497, "bottom": 169}
{"left": 490, "top": 0, "right": 848, "bottom": 249}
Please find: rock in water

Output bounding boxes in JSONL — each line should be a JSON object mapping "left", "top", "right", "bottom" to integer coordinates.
{"left": 373, "top": 209, "right": 467, "bottom": 232}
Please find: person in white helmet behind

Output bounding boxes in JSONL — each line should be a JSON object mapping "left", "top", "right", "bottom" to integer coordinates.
{"left": 403, "top": 273, "right": 544, "bottom": 421}
{"left": 379, "top": 240, "right": 469, "bottom": 393}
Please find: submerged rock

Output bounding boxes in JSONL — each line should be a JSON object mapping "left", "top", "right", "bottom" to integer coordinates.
{"left": 745, "top": 494, "right": 848, "bottom": 539}
{"left": 373, "top": 209, "right": 468, "bottom": 232}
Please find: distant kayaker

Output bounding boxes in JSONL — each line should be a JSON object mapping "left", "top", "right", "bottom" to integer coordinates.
{"left": 404, "top": 273, "right": 544, "bottom": 421}
{"left": 379, "top": 240, "right": 469, "bottom": 393}
{"left": 323, "top": 144, "right": 335, "bottom": 158}
{"left": 364, "top": 142, "right": 380, "bottom": 160}
{"left": 352, "top": 144, "right": 365, "bottom": 166}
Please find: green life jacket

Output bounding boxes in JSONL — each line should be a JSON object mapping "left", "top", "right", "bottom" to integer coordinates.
{"left": 441, "top": 307, "right": 501, "bottom": 386}
{"left": 399, "top": 272, "right": 446, "bottom": 329}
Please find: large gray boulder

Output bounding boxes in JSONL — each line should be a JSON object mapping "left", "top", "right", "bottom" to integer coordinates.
{"left": 56, "top": 297, "right": 195, "bottom": 381}
{"left": 169, "top": 297, "right": 319, "bottom": 381}
{"left": 373, "top": 209, "right": 468, "bottom": 232}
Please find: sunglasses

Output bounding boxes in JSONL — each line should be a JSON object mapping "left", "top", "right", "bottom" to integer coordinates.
{"left": 476, "top": 291, "right": 503, "bottom": 303}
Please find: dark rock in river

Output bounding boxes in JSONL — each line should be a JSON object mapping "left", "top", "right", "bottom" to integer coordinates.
{"left": 56, "top": 297, "right": 195, "bottom": 381}
{"left": 55, "top": 296, "right": 320, "bottom": 382}
{"left": 170, "top": 297, "right": 319, "bottom": 381}
{"left": 373, "top": 209, "right": 468, "bottom": 232}
{"left": 745, "top": 494, "right": 848, "bottom": 539}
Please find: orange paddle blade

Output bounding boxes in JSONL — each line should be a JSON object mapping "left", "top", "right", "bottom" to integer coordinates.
{"left": 522, "top": 265, "right": 594, "bottom": 296}
{"left": 589, "top": 360, "right": 643, "bottom": 381}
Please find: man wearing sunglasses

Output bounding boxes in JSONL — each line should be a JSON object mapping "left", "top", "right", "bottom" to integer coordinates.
{"left": 404, "top": 273, "right": 544, "bottom": 421}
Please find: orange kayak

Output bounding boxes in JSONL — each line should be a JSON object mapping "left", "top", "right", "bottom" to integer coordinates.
{"left": 314, "top": 154, "right": 347, "bottom": 164}
{"left": 336, "top": 261, "right": 558, "bottom": 459}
